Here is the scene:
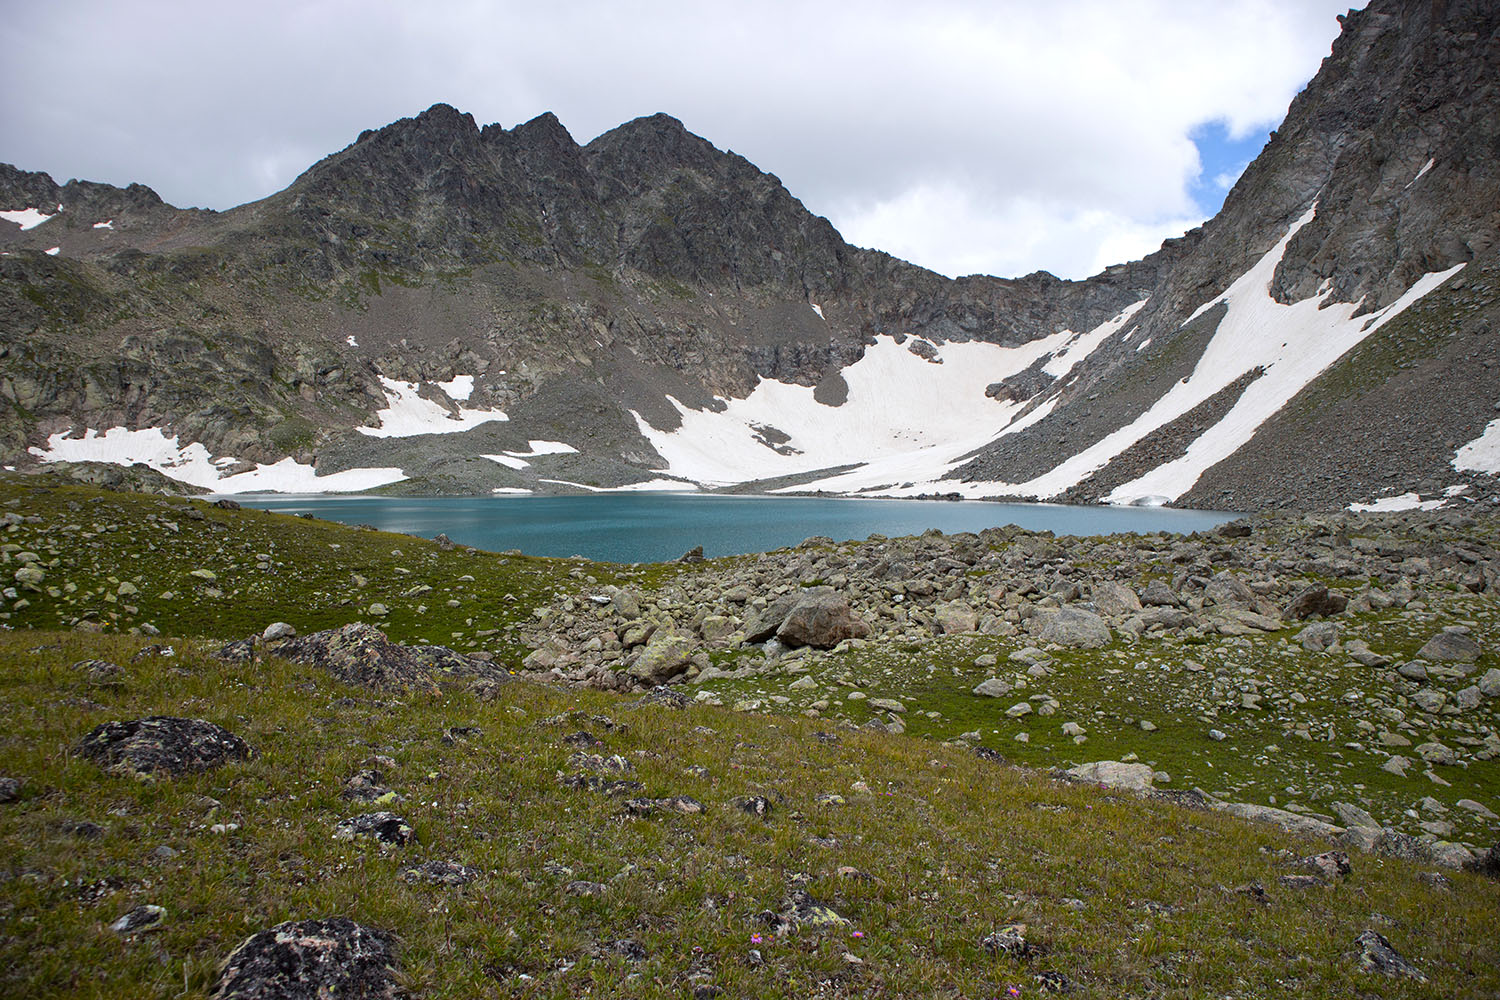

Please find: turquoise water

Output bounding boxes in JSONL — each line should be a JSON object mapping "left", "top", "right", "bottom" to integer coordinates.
{"left": 233, "top": 494, "right": 1239, "bottom": 564}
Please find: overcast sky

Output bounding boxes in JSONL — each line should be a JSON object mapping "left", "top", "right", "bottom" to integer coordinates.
{"left": 1, "top": 0, "right": 1357, "bottom": 281}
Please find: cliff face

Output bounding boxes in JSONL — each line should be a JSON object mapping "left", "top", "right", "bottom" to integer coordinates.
{"left": 2, "top": 0, "right": 1498, "bottom": 508}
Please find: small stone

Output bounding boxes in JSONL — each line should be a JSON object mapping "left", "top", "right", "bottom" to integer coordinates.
{"left": 566, "top": 880, "right": 608, "bottom": 897}
{"left": 262, "top": 622, "right": 296, "bottom": 641}
{"left": 972, "top": 677, "right": 1013, "bottom": 698}
{"left": 733, "top": 795, "right": 775, "bottom": 818}
{"left": 332, "top": 812, "right": 412, "bottom": 846}
{"left": 110, "top": 904, "right": 166, "bottom": 935}
{"left": 367, "top": 603, "right": 389, "bottom": 617}
{"left": 401, "top": 860, "right": 480, "bottom": 885}
{"left": 1208, "top": 729, "right": 1227, "bottom": 742}
{"left": 0, "top": 777, "right": 20, "bottom": 802}
{"left": 980, "top": 923, "right": 1042, "bottom": 959}
{"left": 1005, "top": 702, "right": 1033, "bottom": 718}
{"left": 1301, "top": 850, "right": 1351, "bottom": 879}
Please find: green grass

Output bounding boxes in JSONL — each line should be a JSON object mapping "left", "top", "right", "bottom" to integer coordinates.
{"left": 0, "top": 477, "right": 1497, "bottom": 998}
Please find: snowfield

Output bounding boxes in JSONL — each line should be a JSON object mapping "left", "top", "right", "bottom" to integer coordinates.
{"left": 978, "top": 206, "right": 1463, "bottom": 505}
{"left": 631, "top": 301, "right": 1146, "bottom": 493}
{"left": 28, "top": 427, "right": 406, "bottom": 494}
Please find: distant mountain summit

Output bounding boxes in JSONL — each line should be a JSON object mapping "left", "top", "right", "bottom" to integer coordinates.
{"left": 2, "top": 0, "right": 1498, "bottom": 510}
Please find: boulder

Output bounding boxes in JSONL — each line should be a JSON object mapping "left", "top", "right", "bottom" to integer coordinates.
{"left": 1066, "top": 761, "right": 1156, "bottom": 792}
{"left": 626, "top": 632, "right": 695, "bottom": 685}
{"left": 776, "top": 589, "right": 870, "bottom": 649}
{"left": 1297, "top": 621, "right": 1339, "bottom": 652}
{"left": 1283, "top": 585, "right": 1348, "bottom": 619}
{"left": 743, "top": 594, "right": 800, "bottom": 643}
{"left": 1417, "top": 629, "right": 1481, "bottom": 663}
{"left": 77, "top": 717, "right": 251, "bottom": 778}
{"left": 933, "top": 601, "right": 978, "bottom": 634}
{"left": 271, "top": 623, "right": 440, "bottom": 694}
{"left": 211, "top": 917, "right": 404, "bottom": 999}
{"left": 972, "top": 677, "right": 1013, "bottom": 698}
{"left": 1039, "top": 607, "right": 1111, "bottom": 649}
{"left": 1353, "top": 930, "right": 1426, "bottom": 981}
{"left": 1203, "top": 571, "right": 1255, "bottom": 608}
{"left": 1477, "top": 668, "right": 1500, "bottom": 697}
{"left": 1091, "top": 580, "right": 1141, "bottom": 617}
{"left": 1139, "top": 579, "right": 1182, "bottom": 606}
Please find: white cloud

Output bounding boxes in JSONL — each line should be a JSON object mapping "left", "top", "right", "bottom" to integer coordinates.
{"left": 0, "top": 0, "right": 1356, "bottom": 279}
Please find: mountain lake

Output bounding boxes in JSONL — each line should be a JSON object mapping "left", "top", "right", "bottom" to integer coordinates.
{"left": 231, "top": 493, "right": 1240, "bottom": 563}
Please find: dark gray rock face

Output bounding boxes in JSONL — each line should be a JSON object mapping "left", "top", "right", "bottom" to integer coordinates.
{"left": 211, "top": 918, "right": 405, "bottom": 999}
{"left": 76, "top": 717, "right": 250, "bottom": 777}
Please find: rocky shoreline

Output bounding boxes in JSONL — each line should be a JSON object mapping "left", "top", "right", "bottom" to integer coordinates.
{"left": 514, "top": 509, "right": 1500, "bottom": 867}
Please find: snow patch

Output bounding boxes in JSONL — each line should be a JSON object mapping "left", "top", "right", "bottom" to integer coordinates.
{"left": 92, "top": 219, "right": 113, "bottom": 229}
{"left": 434, "top": 374, "right": 474, "bottom": 401}
{"left": 44, "top": 247, "right": 60, "bottom": 256}
{"left": 491, "top": 487, "right": 533, "bottom": 494}
{"left": 1406, "top": 158, "right": 1435, "bottom": 189}
{"left": 810, "top": 302, "right": 825, "bottom": 320}
{"left": 345, "top": 335, "right": 359, "bottom": 347}
{"left": 28, "top": 426, "right": 405, "bottom": 494}
{"left": 483, "top": 441, "right": 578, "bottom": 471}
{"left": 358, "top": 376, "right": 507, "bottom": 438}
{"left": 0, "top": 206, "right": 58, "bottom": 230}
{"left": 1454, "top": 413, "right": 1500, "bottom": 474}
{"left": 1349, "top": 492, "right": 1445, "bottom": 513}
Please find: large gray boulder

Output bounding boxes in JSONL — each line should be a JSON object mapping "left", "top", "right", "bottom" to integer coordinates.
{"left": 1417, "top": 629, "right": 1481, "bottom": 663}
{"left": 1091, "top": 580, "right": 1141, "bottom": 617}
{"left": 775, "top": 589, "right": 870, "bottom": 649}
{"left": 933, "top": 601, "right": 979, "bottom": 634}
{"left": 626, "top": 632, "right": 695, "bottom": 685}
{"left": 77, "top": 717, "right": 251, "bottom": 778}
{"left": 1066, "top": 760, "right": 1156, "bottom": 791}
{"left": 1039, "top": 606, "right": 1111, "bottom": 649}
{"left": 743, "top": 594, "right": 800, "bottom": 643}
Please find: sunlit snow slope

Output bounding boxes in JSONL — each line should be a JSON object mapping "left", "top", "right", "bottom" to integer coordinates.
{"left": 631, "top": 303, "right": 1146, "bottom": 494}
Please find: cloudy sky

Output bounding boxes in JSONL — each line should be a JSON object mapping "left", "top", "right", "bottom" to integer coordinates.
{"left": 1, "top": 0, "right": 1357, "bottom": 281}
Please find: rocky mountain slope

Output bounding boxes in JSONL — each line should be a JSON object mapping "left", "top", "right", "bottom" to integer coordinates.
{"left": 2, "top": 0, "right": 1498, "bottom": 510}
